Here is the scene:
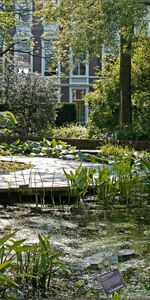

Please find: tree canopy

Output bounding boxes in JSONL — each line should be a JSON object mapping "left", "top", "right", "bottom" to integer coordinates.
{"left": 85, "top": 36, "right": 150, "bottom": 139}
{"left": 0, "top": 0, "right": 33, "bottom": 56}
{"left": 42, "top": 0, "right": 150, "bottom": 126}
{"left": 43, "top": 0, "right": 149, "bottom": 58}
{"left": 0, "top": 1, "right": 15, "bottom": 40}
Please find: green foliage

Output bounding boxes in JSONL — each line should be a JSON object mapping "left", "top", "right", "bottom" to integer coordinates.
{"left": 64, "top": 164, "right": 95, "bottom": 203}
{"left": 64, "top": 145, "right": 150, "bottom": 205}
{"left": 131, "top": 37, "right": 150, "bottom": 138}
{"left": 91, "top": 158, "right": 141, "bottom": 205}
{"left": 41, "top": 0, "right": 149, "bottom": 127}
{"left": 55, "top": 103, "right": 77, "bottom": 126}
{"left": 42, "top": 0, "right": 148, "bottom": 60}
{"left": 0, "top": 0, "right": 34, "bottom": 57}
{"left": 94, "top": 159, "right": 134, "bottom": 205}
{"left": 0, "top": 232, "right": 19, "bottom": 293}
{"left": 95, "top": 166, "right": 116, "bottom": 204}
{"left": 113, "top": 158, "right": 135, "bottom": 201}
{"left": 0, "top": 111, "right": 17, "bottom": 128}
{"left": 15, "top": 234, "right": 67, "bottom": 291}
{"left": 112, "top": 292, "right": 120, "bottom": 300}
{"left": 98, "top": 144, "right": 133, "bottom": 160}
{"left": 86, "top": 37, "right": 150, "bottom": 139}
{"left": 117, "top": 37, "right": 150, "bottom": 139}
{"left": 0, "top": 1, "right": 15, "bottom": 46}
{"left": 0, "top": 161, "right": 31, "bottom": 173}
{"left": 52, "top": 124, "right": 88, "bottom": 139}
{"left": 0, "top": 139, "right": 77, "bottom": 159}
{"left": 0, "top": 231, "right": 67, "bottom": 297}
{"left": 85, "top": 58, "right": 120, "bottom": 138}
{"left": 3, "top": 73, "right": 57, "bottom": 135}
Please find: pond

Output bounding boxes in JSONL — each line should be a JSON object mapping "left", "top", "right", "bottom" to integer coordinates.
{"left": 0, "top": 199, "right": 149, "bottom": 300}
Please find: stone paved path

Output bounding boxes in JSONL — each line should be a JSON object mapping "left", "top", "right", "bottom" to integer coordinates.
{"left": 0, "top": 156, "right": 102, "bottom": 192}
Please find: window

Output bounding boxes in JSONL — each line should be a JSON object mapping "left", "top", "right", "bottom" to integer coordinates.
{"left": 17, "top": 53, "right": 30, "bottom": 73}
{"left": 72, "top": 89, "right": 86, "bottom": 101}
{"left": 76, "top": 102, "right": 85, "bottom": 124}
{"left": 73, "top": 62, "right": 86, "bottom": 75}
{"left": 44, "top": 40, "right": 57, "bottom": 76}
{"left": 72, "top": 53, "right": 86, "bottom": 76}
{"left": 15, "top": 40, "right": 31, "bottom": 73}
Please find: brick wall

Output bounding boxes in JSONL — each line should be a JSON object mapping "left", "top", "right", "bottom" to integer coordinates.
{"left": 32, "top": 22, "right": 43, "bottom": 73}
{"left": 0, "top": 135, "right": 149, "bottom": 151}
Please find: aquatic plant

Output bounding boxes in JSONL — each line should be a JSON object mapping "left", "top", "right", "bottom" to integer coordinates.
{"left": 95, "top": 166, "right": 119, "bottom": 205}
{"left": 0, "top": 232, "right": 68, "bottom": 298}
{"left": 0, "top": 232, "right": 19, "bottom": 293}
{"left": 64, "top": 164, "right": 96, "bottom": 203}
{"left": 64, "top": 153, "right": 149, "bottom": 206}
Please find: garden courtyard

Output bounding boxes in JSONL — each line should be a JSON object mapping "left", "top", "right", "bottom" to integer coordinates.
{"left": 0, "top": 1, "right": 150, "bottom": 298}
{"left": 0, "top": 141, "right": 149, "bottom": 300}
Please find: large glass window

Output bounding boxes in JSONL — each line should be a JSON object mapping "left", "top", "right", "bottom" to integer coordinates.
{"left": 44, "top": 40, "right": 57, "bottom": 76}
{"left": 73, "top": 62, "right": 86, "bottom": 75}
{"left": 15, "top": 40, "right": 31, "bottom": 73}
{"left": 72, "top": 89, "right": 86, "bottom": 101}
{"left": 72, "top": 53, "right": 86, "bottom": 76}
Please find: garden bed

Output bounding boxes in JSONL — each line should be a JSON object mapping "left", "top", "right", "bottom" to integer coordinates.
{"left": 0, "top": 135, "right": 150, "bottom": 150}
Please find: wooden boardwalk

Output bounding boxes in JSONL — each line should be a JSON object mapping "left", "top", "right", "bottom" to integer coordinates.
{"left": 0, "top": 156, "right": 101, "bottom": 194}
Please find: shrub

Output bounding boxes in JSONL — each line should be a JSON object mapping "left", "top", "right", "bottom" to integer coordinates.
{"left": 98, "top": 143, "right": 132, "bottom": 159}
{"left": 0, "top": 232, "right": 68, "bottom": 298}
{"left": 4, "top": 73, "right": 58, "bottom": 135}
{"left": 52, "top": 123, "right": 88, "bottom": 139}
{"left": 0, "top": 111, "right": 17, "bottom": 128}
{"left": 55, "top": 102, "right": 77, "bottom": 126}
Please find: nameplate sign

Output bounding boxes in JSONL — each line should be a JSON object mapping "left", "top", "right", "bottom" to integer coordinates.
{"left": 100, "top": 268, "right": 126, "bottom": 295}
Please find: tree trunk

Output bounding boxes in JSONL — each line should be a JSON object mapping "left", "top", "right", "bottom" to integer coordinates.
{"left": 120, "top": 34, "right": 132, "bottom": 125}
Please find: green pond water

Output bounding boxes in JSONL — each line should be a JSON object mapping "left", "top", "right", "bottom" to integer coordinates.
{"left": 0, "top": 200, "right": 150, "bottom": 300}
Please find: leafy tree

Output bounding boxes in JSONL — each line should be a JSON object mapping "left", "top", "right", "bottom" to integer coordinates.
{"left": 86, "top": 37, "right": 150, "bottom": 139}
{"left": 0, "top": 0, "right": 38, "bottom": 57}
{"left": 0, "top": 1, "right": 15, "bottom": 42}
{"left": 131, "top": 37, "right": 150, "bottom": 138}
{"left": 4, "top": 73, "right": 57, "bottom": 135}
{"left": 42, "top": 0, "right": 150, "bottom": 125}
{"left": 86, "top": 58, "right": 120, "bottom": 138}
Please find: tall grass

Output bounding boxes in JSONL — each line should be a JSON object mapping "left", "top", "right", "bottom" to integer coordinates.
{"left": 0, "top": 232, "right": 68, "bottom": 298}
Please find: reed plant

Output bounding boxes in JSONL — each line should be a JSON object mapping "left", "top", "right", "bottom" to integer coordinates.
{"left": 64, "top": 164, "right": 95, "bottom": 203}
{"left": 64, "top": 157, "right": 146, "bottom": 206}
{"left": 0, "top": 232, "right": 68, "bottom": 298}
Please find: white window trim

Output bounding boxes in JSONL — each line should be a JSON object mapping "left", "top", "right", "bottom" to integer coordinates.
{"left": 14, "top": 37, "right": 33, "bottom": 73}
{"left": 70, "top": 87, "right": 89, "bottom": 102}
{"left": 70, "top": 61, "right": 89, "bottom": 78}
{"left": 41, "top": 39, "right": 59, "bottom": 76}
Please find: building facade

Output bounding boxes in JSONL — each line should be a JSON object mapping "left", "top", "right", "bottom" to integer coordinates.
{"left": 2, "top": 0, "right": 101, "bottom": 123}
